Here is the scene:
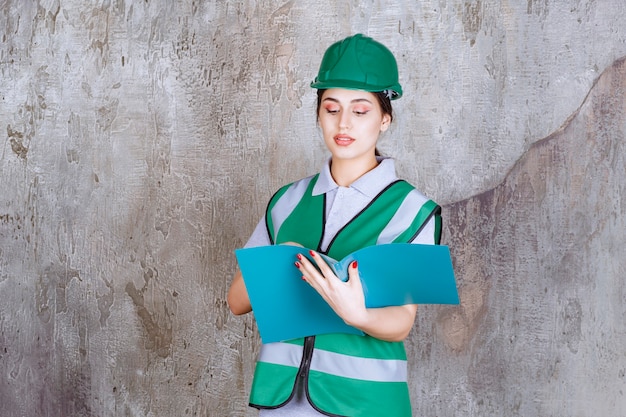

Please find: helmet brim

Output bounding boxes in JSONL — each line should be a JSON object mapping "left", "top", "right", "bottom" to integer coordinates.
{"left": 310, "top": 79, "right": 402, "bottom": 100}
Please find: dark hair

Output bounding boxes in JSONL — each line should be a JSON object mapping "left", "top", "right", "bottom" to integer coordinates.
{"left": 315, "top": 90, "right": 393, "bottom": 156}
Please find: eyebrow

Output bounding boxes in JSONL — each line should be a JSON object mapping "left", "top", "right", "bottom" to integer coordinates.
{"left": 322, "top": 97, "right": 374, "bottom": 105}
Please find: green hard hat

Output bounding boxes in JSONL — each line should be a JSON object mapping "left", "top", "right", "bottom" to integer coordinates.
{"left": 311, "top": 34, "right": 403, "bottom": 100}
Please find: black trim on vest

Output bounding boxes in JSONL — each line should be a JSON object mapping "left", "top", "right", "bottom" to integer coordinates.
{"left": 265, "top": 189, "right": 281, "bottom": 246}
{"left": 316, "top": 193, "right": 328, "bottom": 253}
{"left": 321, "top": 180, "right": 405, "bottom": 255}
{"left": 408, "top": 204, "right": 442, "bottom": 244}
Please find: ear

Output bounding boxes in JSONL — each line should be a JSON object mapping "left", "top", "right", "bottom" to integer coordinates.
{"left": 380, "top": 114, "right": 391, "bottom": 132}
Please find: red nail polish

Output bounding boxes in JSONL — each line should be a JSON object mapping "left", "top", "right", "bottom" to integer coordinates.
{"left": 301, "top": 276, "right": 306, "bottom": 281}
{"left": 297, "top": 253, "right": 303, "bottom": 261}
{"left": 309, "top": 250, "right": 315, "bottom": 257}
{"left": 351, "top": 261, "right": 358, "bottom": 269}
{"left": 295, "top": 261, "right": 301, "bottom": 268}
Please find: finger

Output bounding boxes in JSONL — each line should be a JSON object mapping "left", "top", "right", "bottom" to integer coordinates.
{"left": 308, "top": 250, "right": 339, "bottom": 280}
{"left": 347, "top": 260, "right": 363, "bottom": 290}
{"left": 295, "top": 253, "right": 327, "bottom": 290}
{"left": 295, "top": 253, "right": 319, "bottom": 277}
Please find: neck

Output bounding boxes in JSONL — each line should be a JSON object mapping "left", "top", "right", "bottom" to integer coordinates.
{"left": 330, "top": 155, "right": 379, "bottom": 187}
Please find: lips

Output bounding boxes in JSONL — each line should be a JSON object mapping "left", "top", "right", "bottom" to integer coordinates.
{"left": 334, "top": 134, "right": 355, "bottom": 146}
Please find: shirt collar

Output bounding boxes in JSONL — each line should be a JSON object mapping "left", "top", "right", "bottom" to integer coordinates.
{"left": 312, "top": 157, "right": 399, "bottom": 198}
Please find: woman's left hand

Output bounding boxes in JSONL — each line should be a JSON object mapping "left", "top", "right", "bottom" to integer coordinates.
{"left": 295, "top": 250, "right": 418, "bottom": 342}
{"left": 296, "top": 250, "right": 368, "bottom": 328}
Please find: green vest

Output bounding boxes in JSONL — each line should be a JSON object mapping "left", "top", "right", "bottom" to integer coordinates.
{"left": 250, "top": 174, "right": 441, "bottom": 417}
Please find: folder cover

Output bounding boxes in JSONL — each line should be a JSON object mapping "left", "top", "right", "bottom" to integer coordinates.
{"left": 235, "top": 243, "right": 459, "bottom": 343}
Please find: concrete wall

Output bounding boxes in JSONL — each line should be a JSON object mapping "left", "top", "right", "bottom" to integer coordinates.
{"left": 0, "top": 1, "right": 625, "bottom": 416}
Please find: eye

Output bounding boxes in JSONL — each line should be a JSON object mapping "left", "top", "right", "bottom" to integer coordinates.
{"left": 353, "top": 106, "right": 370, "bottom": 116}
{"left": 324, "top": 105, "right": 340, "bottom": 114}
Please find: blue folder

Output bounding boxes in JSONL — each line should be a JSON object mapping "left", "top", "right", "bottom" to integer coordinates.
{"left": 235, "top": 243, "right": 459, "bottom": 343}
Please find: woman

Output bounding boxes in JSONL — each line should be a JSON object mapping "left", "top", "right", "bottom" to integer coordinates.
{"left": 228, "top": 34, "right": 441, "bottom": 417}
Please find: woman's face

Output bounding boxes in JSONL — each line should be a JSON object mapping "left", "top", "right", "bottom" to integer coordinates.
{"left": 318, "top": 88, "right": 391, "bottom": 164}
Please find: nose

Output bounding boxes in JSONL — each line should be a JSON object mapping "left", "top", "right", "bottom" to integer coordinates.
{"left": 339, "top": 111, "right": 351, "bottom": 130}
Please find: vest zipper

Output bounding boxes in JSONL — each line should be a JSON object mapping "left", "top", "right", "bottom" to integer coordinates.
{"left": 298, "top": 336, "right": 315, "bottom": 379}
{"left": 299, "top": 335, "right": 347, "bottom": 417}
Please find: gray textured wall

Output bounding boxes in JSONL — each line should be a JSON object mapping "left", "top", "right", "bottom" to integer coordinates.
{"left": 1, "top": 1, "right": 625, "bottom": 416}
